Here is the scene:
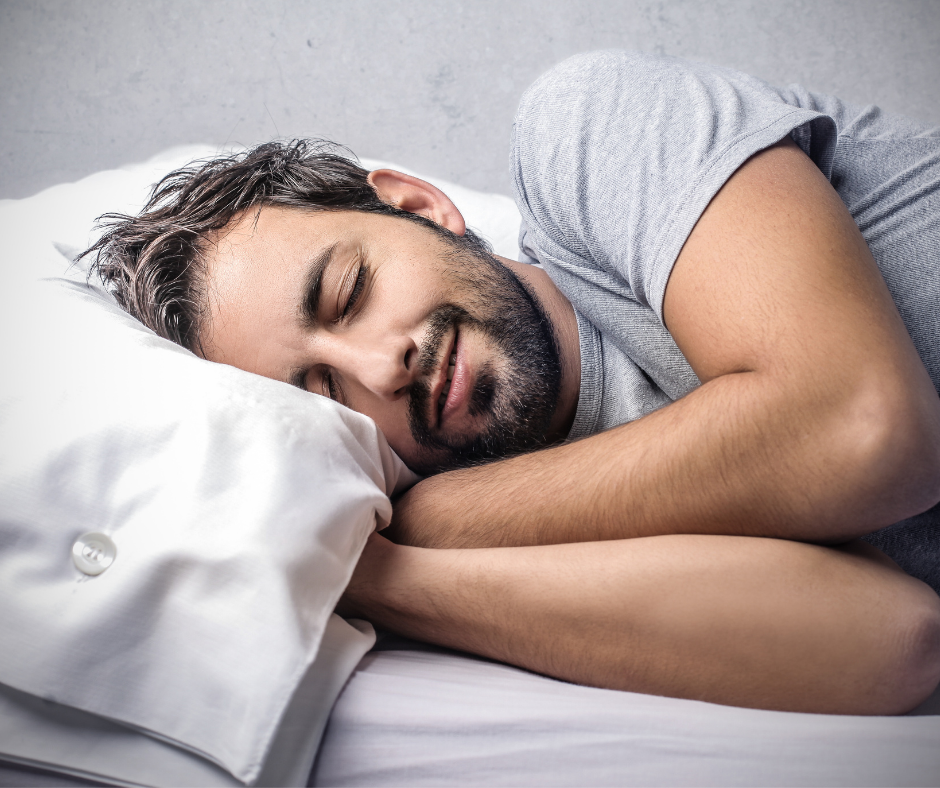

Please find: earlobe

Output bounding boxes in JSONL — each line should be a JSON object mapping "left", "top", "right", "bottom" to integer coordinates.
{"left": 367, "top": 169, "right": 466, "bottom": 236}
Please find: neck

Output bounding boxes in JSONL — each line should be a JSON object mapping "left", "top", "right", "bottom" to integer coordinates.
{"left": 498, "top": 255, "right": 581, "bottom": 444}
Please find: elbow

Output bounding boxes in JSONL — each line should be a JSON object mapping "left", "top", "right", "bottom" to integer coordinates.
{"left": 838, "top": 376, "right": 940, "bottom": 525}
{"left": 881, "top": 584, "right": 940, "bottom": 714}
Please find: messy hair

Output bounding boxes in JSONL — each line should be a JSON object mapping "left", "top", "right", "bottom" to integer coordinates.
{"left": 81, "top": 139, "right": 483, "bottom": 354}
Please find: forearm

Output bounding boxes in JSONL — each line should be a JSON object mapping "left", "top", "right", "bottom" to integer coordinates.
{"left": 341, "top": 533, "right": 940, "bottom": 715}
{"left": 390, "top": 367, "right": 940, "bottom": 549}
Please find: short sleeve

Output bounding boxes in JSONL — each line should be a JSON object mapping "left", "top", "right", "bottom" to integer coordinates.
{"left": 510, "top": 50, "right": 838, "bottom": 320}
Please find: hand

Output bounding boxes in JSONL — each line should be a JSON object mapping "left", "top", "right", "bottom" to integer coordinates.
{"left": 336, "top": 530, "right": 405, "bottom": 619}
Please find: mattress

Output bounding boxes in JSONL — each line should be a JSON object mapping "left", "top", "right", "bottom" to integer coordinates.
{"left": 310, "top": 636, "right": 940, "bottom": 787}
{"left": 3, "top": 635, "right": 938, "bottom": 787}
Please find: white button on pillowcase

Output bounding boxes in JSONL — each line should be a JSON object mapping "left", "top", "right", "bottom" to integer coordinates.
{"left": 72, "top": 532, "right": 117, "bottom": 576}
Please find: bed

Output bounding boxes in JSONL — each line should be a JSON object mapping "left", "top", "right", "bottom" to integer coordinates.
{"left": 312, "top": 636, "right": 940, "bottom": 787}
{"left": 0, "top": 147, "right": 938, "bottom": 788}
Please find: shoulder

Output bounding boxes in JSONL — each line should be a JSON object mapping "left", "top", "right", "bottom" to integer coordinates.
{"left": 510, "top": 51, "right": 834, "bottom": 313}
{"left": 510, "top": 51, "right": 701, "bottom": 212}
{"left": 513, "top": 51, "right": 689, "bottom": 148}
{"left": 509, "top": 49, "right": 799, "bottom": 235}
{"left": 517, "top": 50, "right": 684, "bottom": 106}
{"left": 513, "top": 50, "right": 767, "bottom": 135}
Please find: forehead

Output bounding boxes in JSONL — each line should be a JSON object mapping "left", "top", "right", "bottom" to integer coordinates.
{"left": 203, "top": 204, "right": 434, "bottom": 292}
{"left": 205, "top": 205, "right": 344, "bottom": 296}
{"left": 199, "top": 206, "right": 327, "bottom": 355}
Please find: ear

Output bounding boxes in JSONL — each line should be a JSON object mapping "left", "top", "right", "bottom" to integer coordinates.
{"left": 367, "top": 169, "right": 466, "bottom": 236}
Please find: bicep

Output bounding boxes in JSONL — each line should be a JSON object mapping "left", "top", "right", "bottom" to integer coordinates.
{"left": 663, "top": 137, "right": 919, "bottom": 388}
{"left": 660, "top": 137, "right": 940, "bottom": 535}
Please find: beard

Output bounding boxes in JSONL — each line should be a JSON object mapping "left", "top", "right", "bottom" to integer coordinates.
{"left": 402, "top": 230, "right": 563, "bottom": 475}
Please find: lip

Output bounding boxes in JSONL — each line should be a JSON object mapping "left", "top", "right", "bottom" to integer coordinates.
{"left": 429, "top": 328, "right": 457, "bottom": 429}
{"left": 440, "top": 330, "right": 471, "bottom": 426}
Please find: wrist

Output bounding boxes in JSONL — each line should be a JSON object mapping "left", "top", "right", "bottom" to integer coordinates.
{"left": 339, "top": 532, "right": 431, "bottom": 621}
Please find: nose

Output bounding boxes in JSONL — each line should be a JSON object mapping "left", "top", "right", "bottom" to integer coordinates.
{"left": 330, "top": 332, "right": 418, "bottom": 400}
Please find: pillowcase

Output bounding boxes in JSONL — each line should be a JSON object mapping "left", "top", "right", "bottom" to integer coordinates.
{"left": 0, "top": 145, "right": 506, "bottom": 785}
{"left": 0, "top": 615, "right": 376, "bottom": 787}
{"left": 0, "top": 271, "right": 413, "bottom": 784}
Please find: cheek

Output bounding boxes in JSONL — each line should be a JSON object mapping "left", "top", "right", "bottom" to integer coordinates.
{"left": 379, "top": 423, "right": 425, "bottom": 471}
{"left": 383, "top": 252, "right": 450, "bottom": 302}
{"left": 347, "top": 395, "right": 419, "bottom": 462}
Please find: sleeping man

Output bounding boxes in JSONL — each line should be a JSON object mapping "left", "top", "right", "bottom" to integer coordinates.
{"left": 86, "top": 52, "right": 940, "bottom": 715}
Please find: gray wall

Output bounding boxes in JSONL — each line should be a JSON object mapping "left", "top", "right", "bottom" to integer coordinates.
{"left": 2, "top": 0, "right": 939, "bottom": 200}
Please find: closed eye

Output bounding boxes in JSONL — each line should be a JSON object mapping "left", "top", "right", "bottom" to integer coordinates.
{"left": 342, "top": 265, "right": 367, "bottom": 319}
{"left": 289, "top": 366, "right": 341, "bottom": 403}
{"left": 323, "top": 371, "right": 341, "bottom": 401}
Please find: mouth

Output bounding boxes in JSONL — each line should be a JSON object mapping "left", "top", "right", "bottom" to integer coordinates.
{"left": 438, "top": 327, "right": 472, "bottom": 427}
{"left": 430, "top": 328, "right": 457, "bottom": 428}
{"left": 428, "top": 324, "right": 473, "bottom": 430}
{"left": 438, "top": 349, "right": 457, "bottom": 415}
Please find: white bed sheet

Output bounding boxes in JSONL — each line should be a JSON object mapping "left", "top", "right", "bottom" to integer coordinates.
{"left": 311, "top": 638, "right": 940, "bottom": 787}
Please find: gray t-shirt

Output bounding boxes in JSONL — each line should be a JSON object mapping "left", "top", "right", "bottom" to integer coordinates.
{"left": 510, "top": 50, "right": 940, "bottom": 591}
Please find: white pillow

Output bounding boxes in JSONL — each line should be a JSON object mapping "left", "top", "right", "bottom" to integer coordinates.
{"left": 0, "top": 145, "right": 525, "bottom": 785}
{"left": 0, "top": 272, "right": 414, "bottom": 783}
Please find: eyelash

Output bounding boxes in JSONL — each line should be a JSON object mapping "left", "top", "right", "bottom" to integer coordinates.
{"left": 310, "top": 262, "right": 367, "bottom": 400}
{"left": 342, "top": 265, "right": 367, "bottom": 319}
{"left": 323, "top": 372, "right": 340, "bottom": 400}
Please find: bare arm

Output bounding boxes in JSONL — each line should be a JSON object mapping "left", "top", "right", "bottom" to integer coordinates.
{"left": 389, "top": 139, "right": 940, "bottom": 549}
{"left": 341, "top": 531, "right": 940, "bottom": 714}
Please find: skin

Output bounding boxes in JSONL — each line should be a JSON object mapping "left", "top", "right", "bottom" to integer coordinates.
{"left": 201, "top": 139, "right": 940, "bottom": 713}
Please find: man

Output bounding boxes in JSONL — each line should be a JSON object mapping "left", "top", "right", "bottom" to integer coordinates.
{"left": 87, "top": 51, "right": 940, "bottom": 714}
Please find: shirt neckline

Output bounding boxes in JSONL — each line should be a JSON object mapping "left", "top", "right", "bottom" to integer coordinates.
{"left": 567, "top": 309, "right": 603, "bottom": 441}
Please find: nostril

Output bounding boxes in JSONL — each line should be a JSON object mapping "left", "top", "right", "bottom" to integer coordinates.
{"left": 403, "top": 345, "right": 417, "bottom": 372}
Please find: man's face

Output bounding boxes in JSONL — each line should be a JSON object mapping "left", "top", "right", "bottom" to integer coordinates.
{"left": 201, "top": 205, "right": 562, "bottom": 475}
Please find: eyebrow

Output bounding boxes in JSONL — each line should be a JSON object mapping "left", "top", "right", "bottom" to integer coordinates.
{"left": 300, "top": 243, "right": 338, "bottom": 326}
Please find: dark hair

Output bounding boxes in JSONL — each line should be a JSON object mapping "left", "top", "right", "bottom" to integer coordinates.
{"left": 82, "top": 139, "right": 470, "bottom": 354}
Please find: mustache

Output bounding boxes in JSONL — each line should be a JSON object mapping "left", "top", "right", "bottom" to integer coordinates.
{"left": 414, "top": 304, "right": 466, "bottom": 376}
{"left": 406, "top": 305, "right": 471, "bottom": 436}
{"left": 400, "top": 235, "right": 562, "bottom": 476}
